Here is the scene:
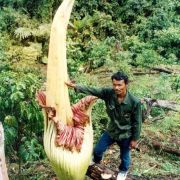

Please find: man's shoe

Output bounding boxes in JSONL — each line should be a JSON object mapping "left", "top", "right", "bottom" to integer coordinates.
{"left": 116, "top": 171, "right": 128, "bottom": 180}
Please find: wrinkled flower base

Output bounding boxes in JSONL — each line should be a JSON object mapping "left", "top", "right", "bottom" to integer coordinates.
{"left": 36, "top": 91, "right": 97, "bottom": 152}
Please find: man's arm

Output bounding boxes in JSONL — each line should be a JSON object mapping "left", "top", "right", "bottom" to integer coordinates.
{"left": 130, "top": 101, "right": 142, "bottom": 149}
{"left": 65, "top": 81, "right": 107, "bottom": 99}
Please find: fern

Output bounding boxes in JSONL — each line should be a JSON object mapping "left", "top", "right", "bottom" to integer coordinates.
{"left": 14, "top": 27, "right": 32, "bottom": 40}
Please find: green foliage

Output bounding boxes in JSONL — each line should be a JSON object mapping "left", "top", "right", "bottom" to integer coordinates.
{"left": 21, "top": 43, "right": 42, "bottom": 61}
{"left": 0, "top": 7, "right": 16, "bottom": 31}
{"left": 69, "top": 10, "right": 126, "bottom": 44}
{"left": 85, "top": 38, "right": 112, "bottom": 69}
{"left": 161, "top": 162, "right": 177, "bottom": 174}
{"left": 0, "top": 5, "right": 51, "bottom": 69}
{"left": 121, "top": 0, "right": 179, "bottom": 65}
{"left": 152, "top": 27, "right": 180, "bottom": 62}
{"left": 92, "top": 101, "right": 109, "bottom": 142}
{"left": 108, "top": 50, "right": 133, "bottom": 75}
{"left": 172, "top": 75, "right": 180, "bottom": 93}
{"left": 130, "top": 74, "right": 177, "bottom": 101}
{"left": 5, "top": 42, "right": 43, "bottom": 69}
{"left": 1, "top": 2, "right": 180, "bottom": 177}
{"left": 1, "top": 0, "right": 179, "bottom": 72}
{"left": 150, "top": 107, "right": 165, "bottom": 118}
{"left": 0, "top": 34, "right": 11, "bottom": 71}
{"left": 145, "top": 112, "right": 179, "bottom": 137}
{"left": 73, "top": 0, "right": 115, "bottom": 19}
{"left": 136, "top": 49, "right": 164, "bottom": 67}
{"left": 152, "top": 74, "right": 173, "bottom": 99}
{"left": 67, "top": 10, "right": 127, "bottom": 74}
{"left": 35, "top": 23, "right": 51, "bottom": 40}
{"left": 123, "top": 36, "right": 162, "bottom": 67}
{"left": 0, "top": 7, "right": 38, "bottom": 32}
{"left": 0, "top": 0, "right": 52, "bottom": 21}
{"left": 0, "top": 0, "right": 24, "bottom": 8}
{"left": 19, "top": 137, "right": 45, "bottom": 161}
{"left": 118, "top": 0, "right": 152, "bottom": 24}
{"left": 0, "top": 71, "right": 44, "bottom": 162}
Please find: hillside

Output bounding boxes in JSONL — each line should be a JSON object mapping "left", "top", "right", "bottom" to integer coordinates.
{"left": 0, "top": 0, "right": 179, "bottom": 179}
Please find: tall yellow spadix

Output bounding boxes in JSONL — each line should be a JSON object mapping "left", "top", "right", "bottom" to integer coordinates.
{"left": 40, "top": 0, "right": 97, "bottom": 180}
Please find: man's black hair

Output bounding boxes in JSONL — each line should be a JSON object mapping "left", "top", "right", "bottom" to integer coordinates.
{"left": 111, "top": 71, "right": 129, "bottom": 84}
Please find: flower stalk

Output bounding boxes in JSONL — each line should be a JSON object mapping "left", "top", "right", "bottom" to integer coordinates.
{"left": 36, "top": 1, "right": 97, "bottom": 179}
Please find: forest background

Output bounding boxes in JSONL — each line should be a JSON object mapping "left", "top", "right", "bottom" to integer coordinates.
{"left": 0, "top": 0, "right": 179, "bottom": 179}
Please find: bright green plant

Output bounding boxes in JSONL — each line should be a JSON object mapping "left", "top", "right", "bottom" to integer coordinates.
{"left": 152, "top": 27, "right": 180, "bottom": 63}
{"left": 118, "top": 0, "right": 152, "bottom": 24}
{"left": 152, "top": 74, "right": 174, "bottom": 100}
{"left": 135, "top": 49, "right": 164, "bottom": 68}
{"left": 0, "top": 71, "right": 44, "bottom": 163}
{"left": 19, "top": 137, "right": 45, "bottom": 162}
{"left": 172, "top": 75, "right": 180, "bottom": 93}
{"left": 92, "top": 101, "right": 109, "bottom": 142}
{"left": 0, "top": 34, "right": 11, "bottom": 71}
{"left": 85, "top": 39, "right": 111, "bottom": 69}
{"left": 110, "top": 50, "right": 133, "bottom": 75}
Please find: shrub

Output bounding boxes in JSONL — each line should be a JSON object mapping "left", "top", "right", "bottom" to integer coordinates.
{"left": 0, "top": 71, "right": 44, "bottom": 162}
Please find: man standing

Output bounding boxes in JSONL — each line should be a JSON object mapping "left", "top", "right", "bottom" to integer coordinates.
{"left": 66, "top": 71, "right": 142, "bottom": 180}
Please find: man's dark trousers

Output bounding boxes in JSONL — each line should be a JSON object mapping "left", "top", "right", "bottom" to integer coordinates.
{"left": 93, "top": 131, "right": 131, "bottom": 172}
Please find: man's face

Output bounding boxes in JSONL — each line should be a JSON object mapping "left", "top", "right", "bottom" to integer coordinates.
{"left": 112, "top": 79, "right": 127, "bottom": 95}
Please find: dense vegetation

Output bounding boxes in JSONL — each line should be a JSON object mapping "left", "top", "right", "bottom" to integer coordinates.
{"left": 0, "top": 0, "right": 179, "bottom": 179}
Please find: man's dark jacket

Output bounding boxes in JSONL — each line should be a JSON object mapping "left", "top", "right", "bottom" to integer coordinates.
{"left": 76, "top": 85, "right": 142, "bottom": 141}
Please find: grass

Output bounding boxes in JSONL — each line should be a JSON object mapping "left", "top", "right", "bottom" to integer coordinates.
{"left": 129, "top": 74, "right": 178, "bottom": 101}
{"left": 129, "top": 110, "right": 180, "bottom": 177}
{"left": 143, "top": 112, "right": 180, "bottom": 143}
{"left": 131, "top": 145, "right": 180, "bottom": 176}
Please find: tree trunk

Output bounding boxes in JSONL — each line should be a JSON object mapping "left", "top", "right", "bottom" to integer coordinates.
{"left": 151, "top": 140, "right": 180, "bottom": 156}
{"left": 132, "top": 65, "right": 180, "bottom": 75}
{"left": 152, "top": 67, "right": 180, "bottom": 74}
{"left": 0, "top": 122, "right": 9, "bottom": 180}
{"left": 87, "top": 164, "right": 117, "bottom": 180}
{"left": 86, "top": 164, "right": 135, "bottom": 180}
{"left": 143, "top": 98, "right": 180, "bottom": 112}
{"left": 132, "top": 70, "right": 158, "bottom": 75}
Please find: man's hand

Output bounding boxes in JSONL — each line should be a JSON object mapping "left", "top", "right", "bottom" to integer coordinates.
{"left": 130, "top": 140, "right": 138, "bottom": 149}
{"left": 65, "top": 80, "right": 76, "bottom": 88}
